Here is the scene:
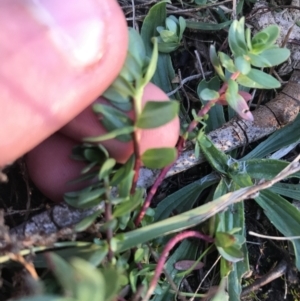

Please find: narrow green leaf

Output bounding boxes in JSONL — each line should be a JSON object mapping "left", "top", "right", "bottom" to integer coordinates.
{"left": 225, "top": 79, "right": 253, "bottom": 121}
{"left": 141, "top": 147, "right": 177, "bottom": 169}
{"left": 75, "top": 210, "right": 102, "bottom": 232}
{"left": 249, "top": 48, "right": 290, "bottom": 68}
{"left": 84, "top": 126, "right": 134, "bottom": 143}
{"left": 127, "top": 27, "right": 147, "bottom": 68}
{"left": 98, "top": 158, "right": 116, "bottom": 181}
{"left": 235, "top": 56, "right": 251, "bottom": 75}
{"left": 245, "top": 159, "right": 300, "bottom": 180}
{"left": 197, "top": 132, "right": 228, "bottom": 174}
{"left": 200, "top": 88, "right": 220, "bottom": 100}
{"left": 141, "top": 1, "right": 168, "bottom": 55}
{"left": 65, "top": 188, "right": 106, "bottom": 209}
{"left": 154, "top": 173, "right": 219, "bottom": 221}
{"left": 113, "top": 188, "right": 144, "bottom": 217}
{"left": 255, "top": 190, "right": 300, "bottom": 270}
{"left": 102, "top": 267, "right": 123, "bottom": 301}
{"left": 142, "top": 37, "right": 158, "bottom": 85}
{"left": 210, "top": 45, "right": 225, "bottom": 80}
{"left": 269, "top": 183, "right": 300, "bottom": 202}
{"left": 136, "top": 100, "right": 179, "bottom": 129}
{"left": 217, "top": 245, "right": 244, "bottom": 262}
{"left": 197, "top": 76, "right": 225, "bottom": 132}
{"left": 238, "top": 68, "right": 281, "bottom": 89}
{"left": 243, "top": 114, "right": 300, "bottom": 160}
{"left": 93, "top": 103, "right": 133, "bottom": 142}
{"left": 219, "top": 52, "right": 236, "bottom": 73}
{"left": 186, "top": 20, "right": 232, "bottom": 31}
{"left": 228, "top": 20, "right": 244, "bottom": 56}
{"left": 70, "top": 258, "right": 106, "bottom": 301}
{"left": 235, "top": 17, "right": 247, "bottom": 53}
{"left": 111, "top": 155, "right": 135, "bottom": 186}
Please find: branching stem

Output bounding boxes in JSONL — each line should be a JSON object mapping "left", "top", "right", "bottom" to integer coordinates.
{"left": 144, "top": 231, "right": 214, "bottom": 301}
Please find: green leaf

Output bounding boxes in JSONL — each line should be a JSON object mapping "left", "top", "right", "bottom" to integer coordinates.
{"left": 186, "top": 20, "right": 232, "bottom": 31}
{"left": 234, "top": 17, "right": 247, "bottom": 53}
{"left": 142, "top": 37, "right": 158, "bottom": 85}
{"left": 111, "top": 155, "right": 135, "bottom": 186}
{"left": 136, "top": 100, "right": 179, "bottom": 129}
{"left": 217, "top": 245, "right": 244, "bottom": 263}
{"left": 151, "top": 240, "right": 197, "bottom": 301}
{"left": 141, "top": 147, "right": 177, "bottom": 169}
{"left": 70, "top": 258, "right": 106, "bottom": 301}
{"left": 255, "top": 190, "right": 300, "bottom": 270}
{"left": 75, "top": 210, "right": 102, "bottom": 232}
{"left": 118, "top": 170, "right": 134, "bottom": 198}
{"left": 197, "top": 76, "right": 225, "bottom": 132}
{"left": 211, "top": 278, "right": 229, "bottom": 301}
{"left": 249, "top": 48, "right": 290, "bottom": 67}
{"left": 237, "top": 68, "right": 281, "bottom": 89}
{"left": 225, "top": 79, "right": 253, "bottom": 121}
{"left": 102, "top": 267, "right": 123, "bottom": 301}
{"left": 103, "top": 86, "right": 131, "bottom": 106}
{"left": 228, "top": 20, "right": 245, "bottom": 57}
{"left": 84, "top": 126, "right": 134, "bottom": 143}
{"left": 210, "top": 45, "right": 225, "bottom": 80}
{"left": 93, "top": 103, "right": 133, "bottom": 142}
{"left": 251, "top": 25, "right": 280, "bottom": 53}
{"left": 219, "top": 52, "right": 236, "bottom": 73}
{"left": 110, "top": 75, "right": 135, "bottom": 98}
{"left": 235, "top": 56, "right": 251, "bottom": 75}
{"left": 46, "top": 253, "right": 77, "bottom": 298}
{"left": 215, "top": 232, "right": 236, "bottom": 248}
{"left": 113, "top": 188, "right": 144, "bottom": 217}
{"left": 269, "top": 183, "right": 300, "bottom": 202}
{"left": 200, "top": 88, "right": 220, "bottom": 100}
{"left": 120, "top": 51, "right": 143, "bottom": 83}
{"left": 64, "top": 188, "right": 106, "bottom": 209}
{"left": 154, "top": 173, "right": 219, "bottom": 221}
{"left": 245, "top": 159, "right": 300, "bottom": 180}
{"left": 141, "top": 1, "right": 168, "bottom": 55}
{"left": 98, "top": 158, "right": 116, "bottom": 180}
{"left": 127, "top": 27, "right": 147, "bottom": 68}
{"left": 197, "top": 131, "right": 229, "bottom": 174}
{"left": 110, "top": 155, "right": 134, "bottom": 186}
{"left": 243, "top": 114, "right": 300, "bottom": 160}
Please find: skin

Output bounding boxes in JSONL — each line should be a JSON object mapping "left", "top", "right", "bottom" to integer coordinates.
{"left": 0, "top": 0, "right": 180, "bottom": 202}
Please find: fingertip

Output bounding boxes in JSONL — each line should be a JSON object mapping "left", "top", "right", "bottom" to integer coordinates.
{"left": 0, "top": 0, "right": 128, "bottom": 166}
{"left": 25, "top": 133, "right": 88, "bottom": 202}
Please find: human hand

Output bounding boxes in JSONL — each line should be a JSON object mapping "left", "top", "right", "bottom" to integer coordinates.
{"left": 1, "top": 0, "right": 180, "bottom": 202}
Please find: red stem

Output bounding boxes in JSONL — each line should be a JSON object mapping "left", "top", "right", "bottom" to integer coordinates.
{"left": 134, "top": 98, "right": 218, "bottom": 226}
{"left": 144, "top": 231, "right": 214, "bottom": 300}
{"left": 131, "top": 130, "right": 142, "bottom": 194}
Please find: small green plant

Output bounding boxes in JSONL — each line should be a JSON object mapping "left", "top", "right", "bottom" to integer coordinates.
{"left": 4, "top": 4, "right": 299, "bottom": 301}
{"left": 199, "top": 17, "right": 290, "bottom": 121}
{"left": 156, "top": 15, "right": 186, "bottom": 53}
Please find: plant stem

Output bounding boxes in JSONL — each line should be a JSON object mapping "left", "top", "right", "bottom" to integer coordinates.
{"left": 131, "top": 90, "right": 144, "bottom": 193}
{"left": 144, "top": 231, "right": 214, "bottom": 301}
{"left": 131, "top": 129, "right": 142, "bottom": 194}
{"left": 135, "top": 99, "right": 218, "bottom": 226}
{"left": 104, "top": 177, "right": 113, "bottom": 261}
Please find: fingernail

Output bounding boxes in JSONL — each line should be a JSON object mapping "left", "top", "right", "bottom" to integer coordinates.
{"left": 28, "top": 0, "right": 106, "bottom": 67}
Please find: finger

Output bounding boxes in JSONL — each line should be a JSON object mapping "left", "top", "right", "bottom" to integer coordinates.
{"left": 25, "top": 133, "right": 90, "bottom": 203}
{"left": 27, "top": 83, "right": 180, "bottom": 202}
{"left": 0, "top": 0, "right": 127, "bottom": 167}
{"left": 61, "top": 83, "right": 180, "bottom": 163}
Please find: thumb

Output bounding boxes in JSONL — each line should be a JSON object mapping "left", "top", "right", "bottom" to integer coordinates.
{"left": 0, "top": 0, "right": 127, "bottom": 166}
